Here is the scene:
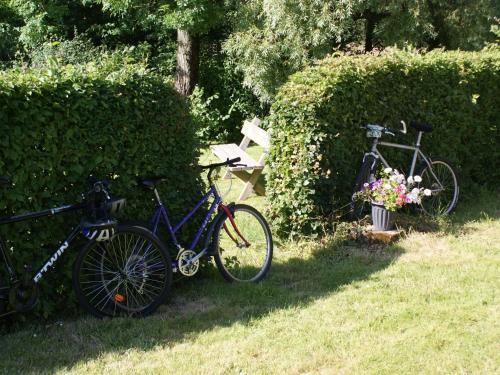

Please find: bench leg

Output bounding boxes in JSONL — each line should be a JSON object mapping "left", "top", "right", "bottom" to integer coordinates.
{"left": 238, "top": 169, "right": 262, "bottom": 201}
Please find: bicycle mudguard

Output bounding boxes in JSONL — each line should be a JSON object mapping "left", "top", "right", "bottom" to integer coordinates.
{"left": 204, "top": 202, "right": 236, "bottom": 255}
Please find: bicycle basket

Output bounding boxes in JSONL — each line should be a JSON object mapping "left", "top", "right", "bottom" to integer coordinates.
{"left": 81, "top": 179, "right": 125, "bottom": 241}
{"left": 106, "top": 197, "right": 126, "bottom": 215}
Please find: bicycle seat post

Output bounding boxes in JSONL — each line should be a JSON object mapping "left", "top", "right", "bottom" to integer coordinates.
{"left": 153, "top": 188, "right": 163, "bottom": 205}
{"left": 415, "top": 131, "right": 423, "bottom": 147}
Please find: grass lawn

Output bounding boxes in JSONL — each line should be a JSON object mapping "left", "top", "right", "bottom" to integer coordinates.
{"left": 0, "top": 148, "right": 499, "bottom": 374}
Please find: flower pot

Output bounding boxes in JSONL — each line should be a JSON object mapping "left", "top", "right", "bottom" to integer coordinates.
{"left": 371, "top": 203, "right": 393, "bottom": 231}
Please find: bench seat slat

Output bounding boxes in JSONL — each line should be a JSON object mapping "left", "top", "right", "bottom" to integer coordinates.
{"left": 210, "top": 144, "right": 264, "bottom": 170}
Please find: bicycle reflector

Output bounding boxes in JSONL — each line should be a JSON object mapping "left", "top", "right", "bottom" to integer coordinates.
{"left": 81, "top": 218, "right": 117, "bottom": 242}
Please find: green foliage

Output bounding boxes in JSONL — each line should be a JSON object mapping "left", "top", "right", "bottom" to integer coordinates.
{"left": 0, "top": 0, "right": 22, "bottom": 64}
{"left": 28, "top": 35, "right": 101, "bottom": 67}
{"left": 96, "top": 0, "right": 225, "bottom": 35}
{"left": 191, "top": 45, "right": 265, "bottom": 144}
{"left": 0, "top": 63, "right": 202, "bottom": 318}
{"left": 0, "top": 22, "right": 19, "bottom": 63}
{"left": 224, "top": 0, "right": 498, "bottom": 103}
{"left": 267, "top": 49, "right": 500, "bottom": 237}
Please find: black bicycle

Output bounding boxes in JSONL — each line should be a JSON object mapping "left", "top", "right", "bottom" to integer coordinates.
{"left": 0, "top": 178, "right": 172, "bottom": 318}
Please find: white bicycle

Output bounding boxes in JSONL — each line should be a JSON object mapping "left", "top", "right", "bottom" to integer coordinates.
{"left": 351, "top": 121, "right": 459, "bottom": 218}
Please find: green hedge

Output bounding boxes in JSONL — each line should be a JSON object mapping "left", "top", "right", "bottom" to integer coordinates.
{"left": 267, "top": 49, "right": 500, "bottom": 237}
{"left": 0, "top": 64, "right": 202, "bottom": 318}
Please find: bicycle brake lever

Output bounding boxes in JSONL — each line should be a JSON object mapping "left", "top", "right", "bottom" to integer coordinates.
{"left": 384, "top": 128, "right": 395, "bottom": 136}
{"left": 400, "top": 120, "right": 407, "bottom": 134}
{"left": 229, "top": 163, "right": 247, "bottom": 167}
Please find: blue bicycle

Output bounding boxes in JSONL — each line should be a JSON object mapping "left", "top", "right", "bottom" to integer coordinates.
{"left": 138, "top": 157, "right": 273, "bottom": 283}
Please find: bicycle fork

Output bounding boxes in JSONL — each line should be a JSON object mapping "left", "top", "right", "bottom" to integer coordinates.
{"left": 218, "top": 204, "right": 251, "bottom": 248}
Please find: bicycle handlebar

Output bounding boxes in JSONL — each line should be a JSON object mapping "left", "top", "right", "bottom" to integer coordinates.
{"left": 199, "top": 157, "right": 243, "bottom": 170}
{"left": 360, "top": 120, "right": 407, "bottom": 136}
{"left": 200, "top": 157, "right": 247, "bottom": 187}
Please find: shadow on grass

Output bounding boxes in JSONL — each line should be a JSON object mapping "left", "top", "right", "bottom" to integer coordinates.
{"left": 392, "top": 189, "right": 500, "bottom": 235}
{"left": 0, "top": 239, "right": 402, "bottom": 373}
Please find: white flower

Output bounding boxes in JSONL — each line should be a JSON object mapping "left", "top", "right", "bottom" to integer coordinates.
{"left": 424, "top": 189, "right": 432, "bottom": 196}
{"left": 384, "top": 167, "right": 393, "bottom": 173}
{"left": 411, "top": 188, "right": 420, "bottom": 195}
{"left": 414, "top": 175, "right": 422, "bottom": 183}
{"left": 396, "top": 175, "right": 405, "bottom": 184}
{"left": 363, "top": 182, "right": 369, "bottom": 187}
{"left": 407, "top": 176, "right": 414, "bottom": 184}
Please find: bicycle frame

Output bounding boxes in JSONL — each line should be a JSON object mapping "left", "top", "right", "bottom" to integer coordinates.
{"left": 0, "top": 203, "right": 84, "bottom": 286}
{"left": 364, "top": 132, "right": 442, "bottom": 188}
{"left": 148, "top": 184, "right": 226, "bottom": 266}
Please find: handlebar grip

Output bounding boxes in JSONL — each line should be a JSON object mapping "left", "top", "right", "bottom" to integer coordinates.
{"left": 227, "top": 157, "right": 241, "bottom": 164}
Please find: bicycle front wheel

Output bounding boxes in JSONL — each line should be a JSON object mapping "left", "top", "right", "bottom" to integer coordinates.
{"left": 417, "top": 157, "right": 459, "bottom": 216}
{"left": 350, "top": 156, "right": 376, "bottom": 219}
{"left": 213, "top": 204, "right": 273, "bottom": 283}
{"left": 73, "top": 224, "right": 172, "bottom": 318}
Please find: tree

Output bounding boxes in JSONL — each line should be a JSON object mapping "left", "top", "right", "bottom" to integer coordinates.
{"left": 96, "top": 0, "right": 225, "bottom": 95}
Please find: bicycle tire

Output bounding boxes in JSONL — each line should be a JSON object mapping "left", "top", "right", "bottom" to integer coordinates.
{"left": 350, "top": 156, "right": 377, "bottom": 219}
{"left": 416, "top": 157, "right": 459, "bottom": 216}
{"left": 212, "top": 204, "right": 273, "bottom": 283}
{"left": 73, "top": 224, "right": 172, "bottom": 318}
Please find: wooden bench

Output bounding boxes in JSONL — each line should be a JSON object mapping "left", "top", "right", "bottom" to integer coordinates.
{"left": 210, "top": 117, "right": 270, "bottom": 201}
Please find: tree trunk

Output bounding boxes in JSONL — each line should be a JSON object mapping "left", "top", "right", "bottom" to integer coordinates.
{"left": 357, "top": 10, "right": 390, "bottom": 53}
{"left": 175, "top": 29, "right": 200, "bottom": 96}
{"left": 365, "top": 16, "right": 375, "bottom": 52}
{"left": 426, "top": 1, "right": 449, "bottom": 49}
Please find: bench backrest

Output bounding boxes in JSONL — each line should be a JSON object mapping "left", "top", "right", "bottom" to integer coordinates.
{"left": 240, "top": 117, "right": 270, "bottom": 150}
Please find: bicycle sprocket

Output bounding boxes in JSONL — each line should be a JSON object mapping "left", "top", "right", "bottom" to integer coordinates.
{"left": 177, "top": 249, "right": 199, "bottom": 277}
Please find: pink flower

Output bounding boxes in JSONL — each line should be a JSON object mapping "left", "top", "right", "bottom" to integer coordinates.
{"left": 394, "top": 185, "right": 401, "bottom": 193}
{"left": 396, "top": 197, "right": 404, "bottom": 206}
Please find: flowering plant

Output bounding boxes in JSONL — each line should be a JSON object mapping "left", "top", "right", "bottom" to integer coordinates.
{"left": 356, "top": 168, "right": 432, "bottom": 211}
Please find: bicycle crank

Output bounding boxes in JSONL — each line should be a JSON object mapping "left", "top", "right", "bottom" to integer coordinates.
{"left": 177, "top": 249, "right": 200, "bottom": 277}
{"left": 9, "top": 281, "right": 38, "bottom": 313}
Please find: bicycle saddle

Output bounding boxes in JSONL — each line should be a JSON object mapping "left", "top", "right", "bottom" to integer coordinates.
{"left": 0, "top": 176, "right": 9, "bottom": 185}
{"left": 410, "top": 121, "right": 433, "bottom": 132}
{"left": 139, "top": 176, "right": 167, "bottom": 189}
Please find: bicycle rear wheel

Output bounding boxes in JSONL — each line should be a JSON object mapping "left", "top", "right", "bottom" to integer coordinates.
{"left": 213, "top": 204, "right": 273, "bottom": 283}
{"left": 73, "top": 224, "right": 172, "bottom": 318}
{"left": 417, "top": 157, "right": 459, "bottom": 216}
